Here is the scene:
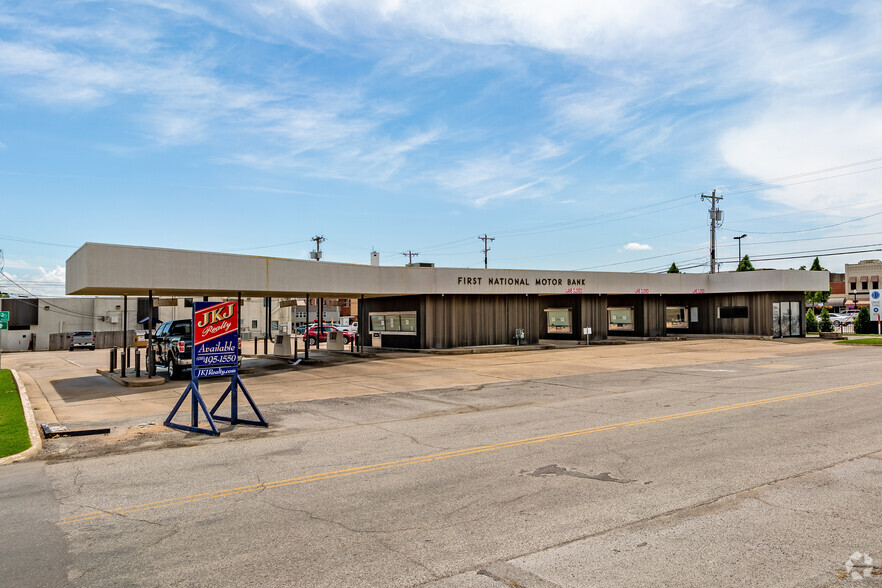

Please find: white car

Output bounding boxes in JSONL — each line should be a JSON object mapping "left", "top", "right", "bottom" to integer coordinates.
{"left": 827, "top": 313, "right": 855, "bottom": 327}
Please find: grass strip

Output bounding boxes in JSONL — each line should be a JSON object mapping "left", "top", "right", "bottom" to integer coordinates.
{"left": 0, "top": 369, "right": 31, "bottom": 458}
{"left": 835, "top": 338, "right": 882, "bottom": 345}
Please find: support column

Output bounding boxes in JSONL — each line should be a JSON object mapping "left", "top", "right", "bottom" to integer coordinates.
{"left": 147, "top": 289, "right": 155, "bottom": 376}
{"left": 121, "top": 295, "right": 127, "bottom": 377}
{"left": 304, "top": 294, "right": 310, "bottom": 360}
{"left": 264, "top": 297, "right": 270, "bottom": 354}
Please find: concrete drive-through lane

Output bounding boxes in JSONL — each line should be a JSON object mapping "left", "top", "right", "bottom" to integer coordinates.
{"left": 2, "top": 341, "right": 881, "bottom": 586}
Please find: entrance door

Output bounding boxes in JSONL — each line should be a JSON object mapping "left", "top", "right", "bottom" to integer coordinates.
{"left": 772, "top": 301, "right": 802, "bottom": 338}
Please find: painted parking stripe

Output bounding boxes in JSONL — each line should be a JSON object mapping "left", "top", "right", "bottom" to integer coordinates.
{"left": 59, "top": 379, "right": 882, "bottom": 525}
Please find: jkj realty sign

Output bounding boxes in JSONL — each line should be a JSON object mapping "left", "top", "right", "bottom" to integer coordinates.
{"left": 193, "top": 301, "right": 239, "bottom": 379}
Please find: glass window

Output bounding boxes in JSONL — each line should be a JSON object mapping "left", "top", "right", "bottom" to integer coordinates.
{"left": 608, "top": 307, "right": 634, "bottom": 331}
{"left": 370, "top": 314, "right": 386, "bottom": 331}
{"left": 271, "top": 320, "right": 278, "bottom": 331}
{"left": 386, "top": 314, "right": 401, "bottom": 331}
{"left": 546, "top": 309, "right": 572, "bottom": 334}
{"left": 251, "top": 320, "right": 258, "bottom": 329}
{"left": 789, "top": 301, "right": 801, "bottom": 336}
{"left": 170, "top": 323, "right": 191, "bottom": 337}
{"left": 400, "top": 313, "right": 417, "bottom": 332}
{"left": 862, "top": 281, "right": 869, "bottom": 290}
{"left": 184, "top": 298, "right": 193, "bottom": 308}
{"left": 665, "top": 307, "right": 688, "bottom": 328}
{"left": 717, "top": 306, "right": 749, "bottom": 319}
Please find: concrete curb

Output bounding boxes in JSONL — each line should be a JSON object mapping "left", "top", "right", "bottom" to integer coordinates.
{"left": 97, "top": 368, "right": 167, "bottom": 387}
{"left": 0, "top": 369, "right": 43, "bottom": 466}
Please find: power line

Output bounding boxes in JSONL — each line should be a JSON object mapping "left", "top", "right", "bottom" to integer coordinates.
{"left": 717, "top": 156, "right": 882, "bottom": 191}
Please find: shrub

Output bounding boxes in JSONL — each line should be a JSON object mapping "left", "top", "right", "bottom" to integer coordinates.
{"left": 854, "top": 307, "right": 873, "bottom": 334}
{"left": 805, "top": 309, "right": 818, "bottom": 333}
{"left": 818, "top": 308, "right": 833, "bottom": 332}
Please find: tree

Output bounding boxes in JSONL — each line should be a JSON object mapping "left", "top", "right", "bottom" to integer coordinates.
{"left": 736, "top": 255, "right": 755, "bottom": 272}
{"left": 804, "top": 257, "right": 830, "bottom": 306}
{"left": 854, "top": 307, "right": 873, "bottom": 334}
{"left": 818, "top": 308, "right": 833, "bottom": 332}
{"left": 667, "top": 263, "right": 680, "bottom": 274}
{"left": 805, "top": 308, "right": 818, "bottom": 333}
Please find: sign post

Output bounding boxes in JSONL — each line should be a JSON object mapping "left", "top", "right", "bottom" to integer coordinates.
{"left": 165, "top": 301, "right": 267, "bottom": 436}
{"left": 870, "top": 290, "right": 881, "bottom": 335}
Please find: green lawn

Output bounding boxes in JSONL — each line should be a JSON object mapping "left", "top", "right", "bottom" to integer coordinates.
{"left": 835, "top": 338, "right": 882, "bottom": 345}
{"left": 0, "top": 370, "right": 31, "bottom": 458}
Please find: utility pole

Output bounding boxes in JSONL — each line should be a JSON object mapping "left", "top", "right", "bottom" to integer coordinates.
{"left": 479, "top": 234, "right": 495, "bottom": 269}
{"left": 700, "top": 190, "right": 723, "bottom": 274}
{"left": 310, "top": 235, "right": 325, "bottom": 261}
{"left": 402, "top": 250, "right": 419, "bottom": 265}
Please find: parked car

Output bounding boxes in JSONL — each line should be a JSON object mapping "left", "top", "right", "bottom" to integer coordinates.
{"left": 69, "top": 331, "right": 95, "bottom": 351}
{"left": 306, "top": 325, "right": 353, "bottom": 346}
{"left": 828, "top": 313, "right": 856, "bottom": 328}
{"left": 335, "top": 322, "right": 358, "bottom": 333}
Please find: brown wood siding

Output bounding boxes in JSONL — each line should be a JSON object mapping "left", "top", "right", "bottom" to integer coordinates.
{"left": 362, "top": 291, "right": 805, "bottom": 348}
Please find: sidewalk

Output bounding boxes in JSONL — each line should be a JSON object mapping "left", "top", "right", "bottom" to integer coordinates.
{"left": 1, "top": 338, "right": 836, "bottom": 428}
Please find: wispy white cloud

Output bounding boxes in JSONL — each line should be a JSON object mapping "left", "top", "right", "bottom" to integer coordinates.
{"left": 623, "top": 242, "right": 652, "bottom": 251}
{"left": 434, "top": 139, "right": 578, "bottom": 207}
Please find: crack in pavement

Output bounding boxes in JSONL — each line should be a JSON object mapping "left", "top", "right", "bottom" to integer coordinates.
{"left": 524, "top": 464, "right": 635, "bottom": 484}
{"left": 424, "top": 448, "right": 882, "bottom": 585}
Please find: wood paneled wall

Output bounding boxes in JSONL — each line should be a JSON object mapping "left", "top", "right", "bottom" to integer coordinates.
{"left": 360, "top": 292, "right": 806, "bottom": 349}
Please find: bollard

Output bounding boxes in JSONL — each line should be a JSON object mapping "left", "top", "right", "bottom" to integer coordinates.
{"left": 120, "top": 349, "right": 126, "bottom": 378}
{"left": 126, "top": 346, "right": 131, "bottom": 368}
{"left": 110, "top": 348, "right": 117, "bottom": 372}
{"left": 135, "top": 349, "right": 141, "bottom": 377}
{"left": 294, "top": 334, "right": 298, "bottom": 359}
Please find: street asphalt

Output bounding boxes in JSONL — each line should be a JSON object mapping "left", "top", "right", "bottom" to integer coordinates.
{"left": 1, "top": 340, "right": 880, "bottom": 586}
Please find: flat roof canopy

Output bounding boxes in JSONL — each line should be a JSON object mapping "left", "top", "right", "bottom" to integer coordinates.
{"left": 66, "top": 243, "right": 829, "bottom": 298}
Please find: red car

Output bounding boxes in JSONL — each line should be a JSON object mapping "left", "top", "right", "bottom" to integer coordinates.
{"left": 306, "top": 325, "right": 353, "bottom": 345}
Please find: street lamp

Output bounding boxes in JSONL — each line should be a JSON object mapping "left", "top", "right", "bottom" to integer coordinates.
{"left": 734, "top": 234, "right": 747, "bottom": 265}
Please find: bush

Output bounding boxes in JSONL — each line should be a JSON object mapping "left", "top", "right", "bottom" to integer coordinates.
{"left": 805, "top": 309, "right": 818, "bottom": 333}
{"left": 854, "top": 307, "right": 873, "bottom": 334}
{"left": 818, "top": 308, "right": 833, "bottom": 332}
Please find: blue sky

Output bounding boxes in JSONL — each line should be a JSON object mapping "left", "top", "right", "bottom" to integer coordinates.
{"left": 2, "top": 1, "right": 882, "bottom": 296}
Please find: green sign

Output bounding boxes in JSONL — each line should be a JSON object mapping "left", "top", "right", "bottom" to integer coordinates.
{"left": 0, "top": 322, "right": 7, "bottom": 330}
{"left": 0, "top": 311, "right": 8, "bottom": 321}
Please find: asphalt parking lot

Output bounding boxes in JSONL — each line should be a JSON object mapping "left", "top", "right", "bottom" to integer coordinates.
{"left": 1, "top": 339, "right": 881, "bottom": 587}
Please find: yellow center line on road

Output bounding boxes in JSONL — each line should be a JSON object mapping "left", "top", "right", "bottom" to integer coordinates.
{"left": 58, "top": 379, "right": 882, "bottom": 525}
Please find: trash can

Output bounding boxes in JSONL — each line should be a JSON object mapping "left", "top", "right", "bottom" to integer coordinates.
{"left": 372, "top": 332, "right": 383, "bottom": 348}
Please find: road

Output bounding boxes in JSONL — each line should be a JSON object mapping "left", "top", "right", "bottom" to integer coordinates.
{"left": 1, "top": 342, "right": 881, "bottom": 586}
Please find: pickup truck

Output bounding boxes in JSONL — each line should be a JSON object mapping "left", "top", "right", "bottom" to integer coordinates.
{"left": 151, "top": 319, "right": 243, "bottom": 380}
{"left": 151, "top": 319, "right": 193, "bottom": 380}
{"left": 69, "top": 331, "right": 95, "bottom": 351}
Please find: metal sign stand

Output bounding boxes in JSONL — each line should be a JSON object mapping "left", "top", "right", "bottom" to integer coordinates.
{"left": 164, "top": 301, "right": 267, "bottom": 436}
{"left": 164, "top": 379, "right": 219, "bottom": 436}
{"left": 209, "top": 373, "right": 267, "bottom": 427}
